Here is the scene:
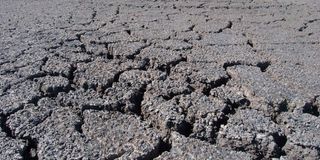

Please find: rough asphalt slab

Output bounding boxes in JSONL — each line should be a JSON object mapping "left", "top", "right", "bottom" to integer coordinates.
{"left": 0, "top": 0, "right": 319, "bottom": 159}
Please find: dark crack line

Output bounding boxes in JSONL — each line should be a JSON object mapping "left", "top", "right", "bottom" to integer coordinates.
{"left": 223, "top": 60, "right": 271, "bottom": 72}
{"left": 1, "top": 101, "right": 53, "bottom": 140}
{"left": 132, "top": 84, "right": 148, "bottom": 118}
{"left": 298, "top": 19, "right": 320, "bottom": 32}
{"left": 247, "top": 39, "right": 254, "bottom": 48}
{"left": 212, "top": 97, "right": 252, "bottom": 143}
{"left": 271, "top": 100, "right": 289, "bottom": 122}
{"left": 158, "top": 56, "right": 187, "bottom": 76}
{"left": 202, "top": 75, "right": 231, "bottom": 96}
{"left": 213, "top": 21, "right": 233, "bottom": 33}
{"left": 0, "top": 113, "right": 15, "bottom": 138}
{"left": 141, "top": 139, "right": 172, "bottom": 160}
{"left": 207, "top": 41, "right": 320, "bottom": 47}
{"left": 22, "top": 137, "right": 39, "bottom": 160}
{"left": 106, "top": 151, "right": 126, "bottom": 160}
{"left": 80, "top": 81, "right": 148, "bottom": 117}
{"left": 302, "top": 95, "right": 320, "bottom": 117}
{"left": 271, "top": 133, "right": 287, "bottom": 158}
{"left": 210, "top": 4, "right": 292, "bottom": 10}
{"left": 75, "top": 111, "right": 84, "bottom": 134}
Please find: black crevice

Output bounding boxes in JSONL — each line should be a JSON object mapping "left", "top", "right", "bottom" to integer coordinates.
{"left": 26, "top": 72, "right": 48, "bottom": 81}
{"left": 202, "top": 85, "right": 213, "bottom": 96}
{"left": 80, "top": 43, "right": 93, "bottom": 55}
{"left": 298, "top": 26, "right": 307, "bottom": 32}
{"left": 81, "top": 105, "right": 105, "bottom": 112}
{"left": 211, "top": 98, "right": 250, "bottom": 143}
{"left": 106, "top": 53, "right": 114, "bottom": 59}
{"left": 141, "top": 58, "right": 150, "bottom": 71}
{"left": 1, "top": 84, "right": 11, "bottom": 94}
{"left": 27, "top": 57, "right": 49, "bottom": 80}
{"left": 158, "top": 139, "right": 172, "bottom": 154}
{"left": 270, "top": 100, "right": 288, "bottom": 123}
{"left": 74, "top": 112, "right": 84, "bottom": 134}
{"left": 126, "top": 44, "right": 151, "bottom": 60}
{"left": 0, "top": 114, "right": 14, "bottom": 138}
{"left": 302, "top": 100, "right": 319, "bottom": 117}
{"left": 124, "top": 29, "right": 131, "bottom": 35}
{"left": 22, "top": 137, "right": 39, "bottom": 160}
{"left": 115, "top": 6, "right": 120, "bottom": 15}
{"left": 142, "top": 139, "right": 172, "bottom": 160}
{"left": 211, "top": 115, "right": 229, "bottom": 144}
{"left": 256, "top": 61, "right": 271, "bottom": 72}
{"left": 106, "top": 152, "right": 126, "bottom": 160}
{"left": 223, "top": 61, "right": 271, "bottom": 72}
{"left": 177, "top": 121, "right": 193, "bottom": 137}
{"left": 247, "top": 39, "right": 254, "bottom": 48}
{"left": 272, "top": 133, "right": 287, "bottom": 158}
{"left": 276, "top": 100, "right": 289, "bottom": 113}
{"left": 187, "top": 24, "right": 195, "bottom": 32}
{"left": 113, "top": 71, "right": 125, "bottom": 84}
{"left": 131, "top": 84, "right": 147, "bottom": 117}
{"left": 29, "top": 95, "right": 44, "bottom": 107}
{"left": 158, "top": 56, "right": 187, "bottom": 76}
{"left": 212, "top": 76, "right": 231, "bottom": 88}
{"left": 202, "top": 76, "right": 231, "bottom": 96}
{"left": 67, "top": 63, "right": 77, "bottom": 91}
{"left": 91, "top": 10, "right": 97, "bottom": 22}
{"left": 75, "top": 33, "right": 91, "bottom": 54}
{"left": 214, "top": 21, "right": 233, "bottom": 33}
{"left": 225, "top": 98, "right": 251, "bottom": 115}
{"left": 161, "top": 86, "right": 194, "bottom": 101}
{"left": 298, "top": 19, "right": 320, "bottom": 32}
{"left": 91, "top": 70, "right": 126, "bottom": 93}
{"left": 106, "top": 43, "right": 116, "bottom": 60}
{"left": 223, "top": 61, "right": 243, "bottom": 70}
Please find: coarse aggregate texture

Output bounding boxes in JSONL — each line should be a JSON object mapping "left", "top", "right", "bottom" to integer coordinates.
{"left": 1, "top": 0, "right": 320, "bottom": 159}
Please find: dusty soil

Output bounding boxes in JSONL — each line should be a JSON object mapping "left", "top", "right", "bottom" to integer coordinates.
{"left": 1, "top": 0, "right": 320, "bottom": 159}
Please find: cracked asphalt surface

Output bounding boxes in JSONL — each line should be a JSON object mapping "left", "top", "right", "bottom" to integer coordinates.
{"left": 1, "top": 0, "right": 320, "bottom": 159}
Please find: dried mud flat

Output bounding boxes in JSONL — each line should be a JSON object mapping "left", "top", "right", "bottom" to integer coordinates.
{"left": 1, "top": 0, "right": 320, "bottom": 159}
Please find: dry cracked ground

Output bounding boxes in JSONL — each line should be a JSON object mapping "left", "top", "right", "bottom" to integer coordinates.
{"left": 0, "top": 0, "right": 320, "bottom": 159}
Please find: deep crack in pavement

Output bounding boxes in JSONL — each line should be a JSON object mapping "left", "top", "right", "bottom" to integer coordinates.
{"left": 1, "top": 0, "right": 320, "bottom": 159}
